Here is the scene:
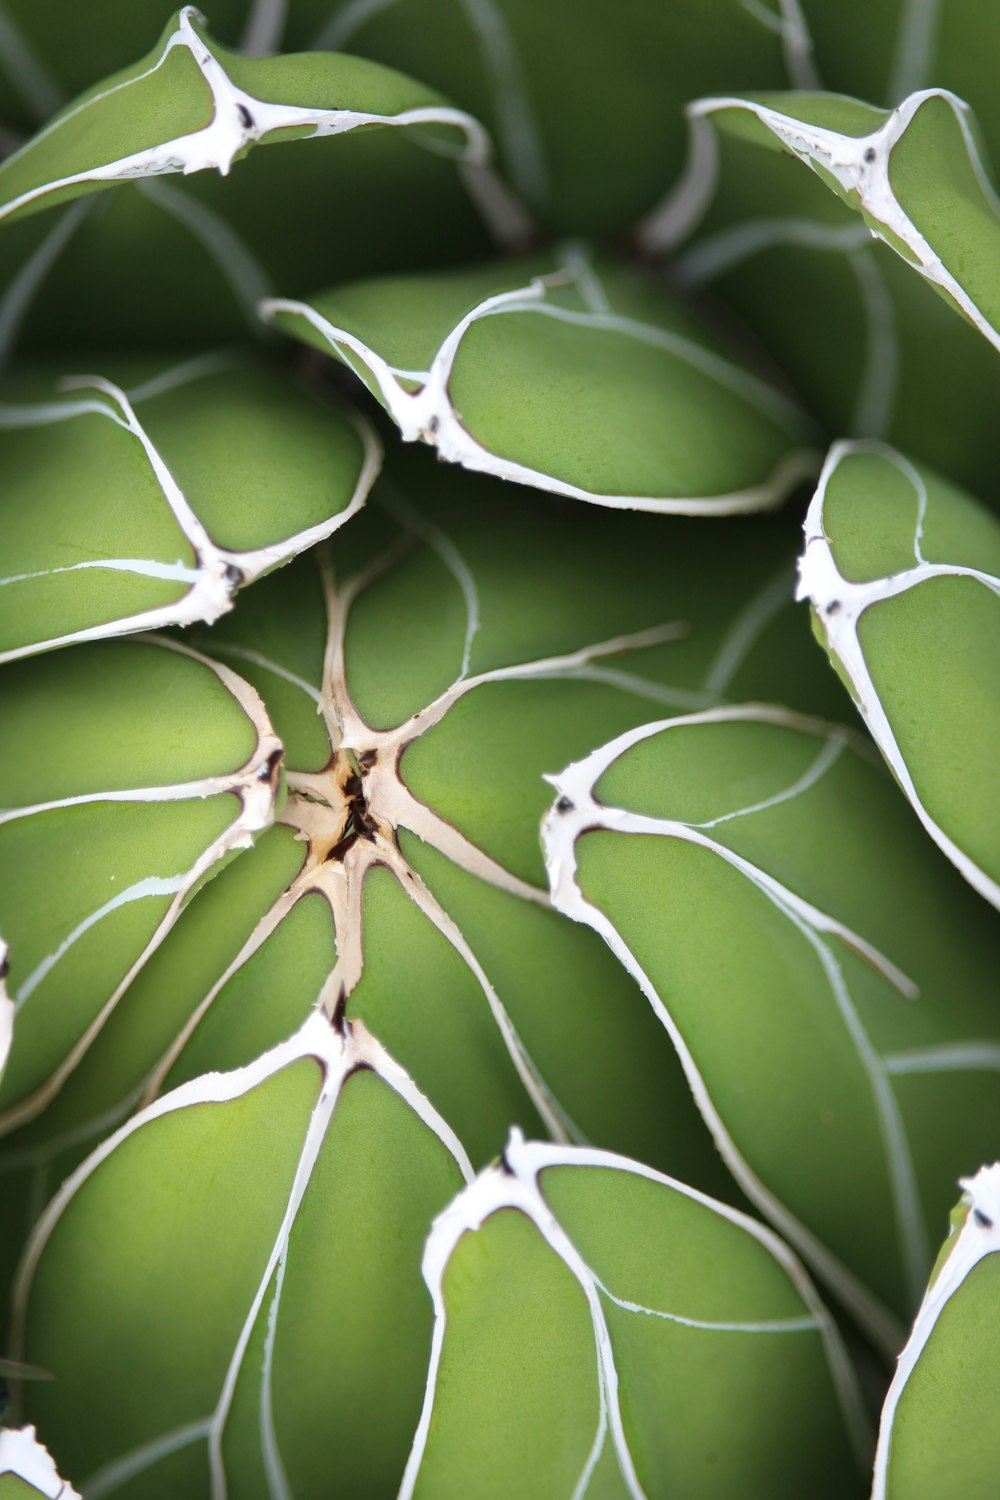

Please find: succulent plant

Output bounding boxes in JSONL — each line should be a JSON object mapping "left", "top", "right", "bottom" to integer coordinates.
{"left": 0, "top": 4, "right": 998, "bottom": 1496}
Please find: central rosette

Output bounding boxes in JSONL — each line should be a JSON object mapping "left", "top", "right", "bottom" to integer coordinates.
{"left": 284, "top": 748, "right": 387, "bottom": 866}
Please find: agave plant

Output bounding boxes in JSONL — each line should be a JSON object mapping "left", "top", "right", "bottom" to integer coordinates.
{"left": 0, "top": 3, "right": 998, "bottom": 1496}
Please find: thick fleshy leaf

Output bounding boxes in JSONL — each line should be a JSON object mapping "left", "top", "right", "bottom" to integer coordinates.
{"left": 795, "top": 0, "right": 1000, "bottom": 175}
{"left": 0, "top": 353, "right": 379, "bottom": 659}
{"left": 265, "top": 247, "right": 814, "bottom": 513}
{"left": 0, "top": 7, "right": 524, "bottom": 244}
{"left": 543, "top": 706, "right": 1000, "bottom": 1353}
{"left": 0, "top": 448, "right": 848, "bottom": 1273}
{"left": 11, "top": 1013, "right": 469, "bottom": 1498}
{"left": 0, "top": 636, "right": 281, "bottom": 1135}
{"left": 872, "top": 1162, "right": 1000, "bottom": 1499}
{"left": 638, "top": 89, "right": 1000, "bottom": 498}
{"left": 0, "top": 1425, "right": 79, "bottom": 1499}
{"left": 400, "top": 1131, "right": 868, "bottom": 1498}
{"left": 643, "top": 88, "right": 1000, "bottom": 356}
{"left": 284, "top": 0, "right": 799, "bottom": 235}
{"left": 798, "top": 441, "right": 1000, "bottom": 908}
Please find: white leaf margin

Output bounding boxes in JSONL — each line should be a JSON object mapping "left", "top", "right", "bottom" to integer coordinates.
{"left": 0, "top": 1424, "right": 80, "bottom": 1498}
{"left": 797, "top": 439, "right": 1000, "bottom": 910}
{"left": 400, "top": 1128, "right": 871, "bottom": 1499}
{"left": 541, "top": 701, "right": 931, "bottom": 1357}
{"left": 871, "top": 1161, "right": 1000, "bottom": 1498}
{"left": 262, "top": 247, "right": 815, "bottom": 517}
{"left": 0, "top": 634, "right": 283, "bottom": 1135}
{"left": 0, "top": 353, "right": 382, "bottom": 663}
{"left": 640, "top": 87, "right": 1000, "bottom": 355}
{"left": 0, "top": 5, "right": 530, "bottom": 246}
{"left": 10, "top": 1010, "right": 474, "bottom": 1500}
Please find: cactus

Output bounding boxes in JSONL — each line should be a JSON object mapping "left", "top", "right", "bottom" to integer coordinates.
{"left": 0, "top": 5, "right": 998, "bottom": 1496}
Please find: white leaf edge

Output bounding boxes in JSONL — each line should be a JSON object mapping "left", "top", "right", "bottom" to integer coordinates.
{"left": 640, "top": 88, "right": 1000, "bottom": 355}
{"left": 871, "top": 1161, "right": 1000, "bottom": 1498}
{"left": 0, "top": 634, "right": 283, "bottom": 1135}
{"left": 539, "top": 701, "right": 956, "bottom": 1356}
{"left": 0, "top": 353, "right": 382, "bottom": 662}
{"left": 10, "top": 1008, "right": 473, "bottom": 1500}
{"left": 399, "top": 1128, "right": 871, "bottom": 1498}
{"left": 797, "top": 438, "right": 1000, "bottom": 910}
{"left": 261, "top": 246, "right": 814, "bottom": 516}
{"left": 0, "top": 6, "right": 530, "bottom": 246}
{"left": 0, "top": 1424, "right": 80, "bottom": 1498}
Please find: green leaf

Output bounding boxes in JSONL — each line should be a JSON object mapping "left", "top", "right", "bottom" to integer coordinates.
{"left": 0, "top": 447, "right": 843, "bottom": 1275}
{"left": 0, "top": 7, "right": 525, "bottom": 244}
{"left": 12, "top": 1012, "right": 468, "bottom": 1497}
{"left": 642, "top": 99, "right": 1000, "bottom": 498}
{"left": 644, "top": 87, "right": 1000, "bottom": 355}
{"left": 0, "top": 353, "right": 379, "bottom": 660}
{"left": 872, "top": 1162, "right": 1000, "bottom": 1498}
{"left": 400, "top": 1131, "right": 868, "bottom": 1498}
{"left": 543, "top": 706, "right": 1000, "bottom": 1352}
{"left": 266, "top": 247, "right": 814, "bottom": 513}
{"left": 0, "top": 1425, "right": 79, "bottom": 1499}
{"left": 0, "top": 636, "right": 281, "bottom": 1134}
{"left": 799, "top": 441, "right": 1000, "bottom": 908}
{"left": 284, "top": 0, "right": 796, "bottom": 235}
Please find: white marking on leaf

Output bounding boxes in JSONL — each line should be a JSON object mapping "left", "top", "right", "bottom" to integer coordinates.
{"left": 541, "top": 702, "right": 921, "bottom": 1355}
{"left": 0, "top": 7, "right": 530, "bottom": 245}
{"left": 401, "top": 1130, "right": 870, "bottom": 1495}
{"left": 0, "top": 1423, "right": 81, "bottom": 1498}
{"left": 797, "top": 439, "right": 1000, "bottom": 908}
{"left": 871, "top": 1161, "right": 1000, "bottom": 1498}
{"left": 261, "top": 246, "right": 814, "bottom": 515}
{"left": 643, "top": 89, "right": 1000, "bottom": 353}
{"left": 0, "top": 364, "right": 380, "bottom": 661}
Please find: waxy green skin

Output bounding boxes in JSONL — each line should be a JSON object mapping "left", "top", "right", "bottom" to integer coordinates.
{"left": 266, "top": 249, "right": 815, "bottom": 515}
{"left": 543, "top": 708, "right": 1000, "bottom": 1354}
{"left": 1, "top": 1, "right": 1000, "bottom": 1495}
{"left": 0, "top": 354, "right": 378, "bottom": 659}
{"left": 798, "top": 442, "right": 1000, "bottom": 908}
{"left": 871, "top": 1163, "right": 1000, "bottom": 1499}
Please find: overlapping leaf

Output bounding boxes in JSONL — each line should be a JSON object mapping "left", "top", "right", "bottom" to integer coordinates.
{"left": 644, "top": 86, "right": 1000, "bottom": 353}
{"left": 543, "top": 707, "right": 1000, "bottom": 1351}
{"left": 11, "top": 1012, "right": 469, "bottom": 1498}
{"left": 871, "top": 1162, "right": 1000, "bottom": 1499}
{"left": 400, "top": 1131, "right": 868, "bottom": 1498}
{"left": 266, "top": 247, "right": 814, "bottom": 513}
{"left": 0, "top": 352, "right": 379, "bottom": 659}
{"left": 0, "top": 451, "right": 846, "bottom": 1288}
{"left": 798, "top": 441, "right": 1000, "bottom": 907}
{"left": 794, "top": 0, "right": 1000, "bottom": 170}
{"left": 283, "top": 0, "right": 801, "bottom": 234}
{"left": 0, "top": 635, "right": 281, "bottom": 1138}
{"left": 639, "top": 86, "right": 1000, "bottom": 497}
{"left": 0, "top": 6, "right": 521, "bottom": 238}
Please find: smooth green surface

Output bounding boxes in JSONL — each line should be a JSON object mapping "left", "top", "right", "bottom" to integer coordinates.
{"left": 890, "top": 95, "right": 1000, "bottom": 335}
{"left": 0, "top": 359, "right": 368, "bottom": 655}
{"left": 571, "top": 715, "right": 1000, "bottom": 1315}
{"left": 0, "top": 9, "right": 461, "bottom": 226}
{"left": 276, "top": 256, "right": 805, "bottom": 504}
{"left": 23, "top": 1056, "right": 322, "bottom": 1479}
{"left": 859, "top": 578, "right": 1000, "bottom": 882}
{"left": 0, "top": 640, "right": 256, "bottom": 804}
{"left": 412, "top": 1209, "right": 600, "bottom": 1498}
{"left": 268, "top": 1069, "right": 465, "bottom": 1495}
{"left": 886, "top": 1255, "right": 1000, "bottom": 1497}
